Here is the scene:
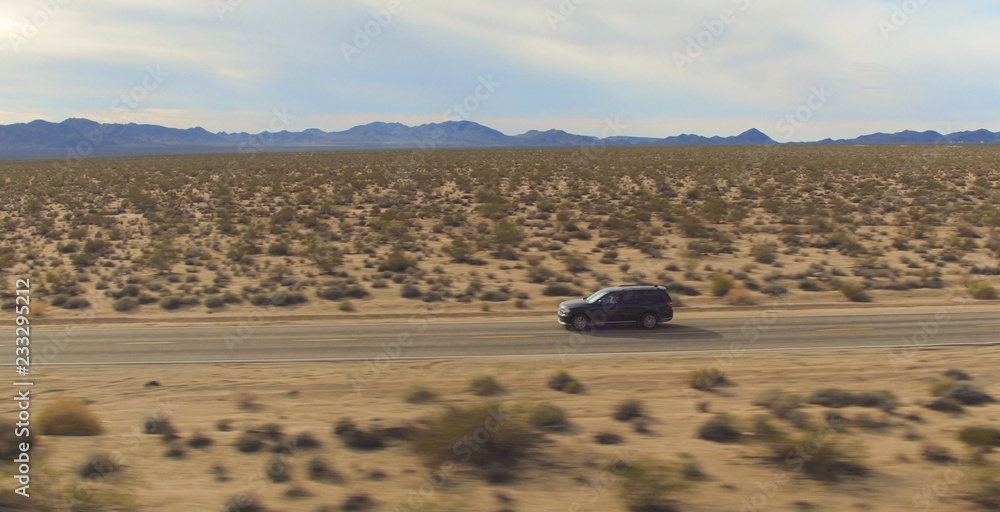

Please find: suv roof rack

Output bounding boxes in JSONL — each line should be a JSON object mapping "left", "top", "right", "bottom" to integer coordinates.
{"left": 616, "top": 284, "right": 666, "bottom": 289}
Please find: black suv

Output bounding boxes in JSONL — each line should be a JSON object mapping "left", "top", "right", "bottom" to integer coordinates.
{"left": 557, "top": 285, "right": 674, "bottom": 331}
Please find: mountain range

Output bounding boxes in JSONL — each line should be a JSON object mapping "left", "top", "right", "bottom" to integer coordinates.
{"left": 1, "top": 118, "right": 998, "bottom": 159}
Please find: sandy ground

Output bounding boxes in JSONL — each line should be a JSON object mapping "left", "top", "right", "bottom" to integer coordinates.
{"left": 4, "top": 345, "right": 1000, "bottom": 512}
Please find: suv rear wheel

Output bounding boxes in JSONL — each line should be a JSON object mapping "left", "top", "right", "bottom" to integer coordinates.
{"left": 639, "top": 312, "right": 658, "bottom": 330}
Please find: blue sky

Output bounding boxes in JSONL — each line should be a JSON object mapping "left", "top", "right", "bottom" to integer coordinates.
{"left": 2, "top": 0, "right": 998, "bottom": 141}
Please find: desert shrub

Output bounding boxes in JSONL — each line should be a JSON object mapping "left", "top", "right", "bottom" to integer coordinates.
{"left": 528, "top": 403, "right": 569, "bottom": 431}
{"left": 958, "top": 426, "right": 1000, "bottom": 450}
{"left": 470, "top": 375, "right": 504, "bottom": 396}
{"left": 689, "top": 367, "right": 729, "bottom": 391}
{"left": 594, "top": 432, "right": 623, "bottom": 445}
{"left": 852, "top": 413, "right": 891, "bottom": 431}
{"left": 765, "top": 429, "right": 868, "bottom": 481}
{"left": 925, "top": 398, "right": 964, "bottom": 414}
{"left": 188, "top": 432, "right": 214, "bottom": 449}
{"left": 807, "top": 389, "right": 897, "bottom": 411}
{"left": 945, "top": 383, "right": 996, "bottom": 406}
{"left": 289, "top": 432, "right": 322, "bottom": 450}
{"left": 943, "top": 368, "right": 972, "bottom": 381}
{"left": 265, "top": 456, "right": 291, "bottom": 483}
{"left": 235, "top": 434, "right": 265, "bottom": 453}
{"left": 480, "top": 290, "right": 510, "bottom": 302}
{"left": 204, "top": 295, "right": 226, "bottom": 309}
{"left": 542, "top": 282, "right": 582, "bottom": 296}
{"left": 969, "top": 281, "right": 998, "bottom": 300}
{"left": 334, "top": 418, "right": 386, "bottom": 451}
{"left": 62, "top": 296, "right": 91, "bottom": 309}
{"left": 222, "top": 494, "right": 266, "bottom": 512}
{"left": 799, "top": 280, "right": 823, "bottom": 292}
{"left": 560, "top": 251, "right": 589, "bottom": 273}
{"left": 840, "top": 282, "right": 871, "bottom": 302}
{"left": 968, "top": 469, "right": 1000, "bottom": 510}
{"left": 318, "top": 284, "right": 370, "bottom": 301}
{"left": 378, "top": 250, "right": 417, "bottom": 272}
{"left": 697, "top": 414, "right": 742, "bottom": 443}
{"left": 753, "top": 389, "right": 802, "bottom": 418}
{"left": 307, "top": 457, "right": 342, "bottom": 483}
{"left": 930, "top": 378, "right": 957, "bottom": 397}
{"left": 613, "top": 399, "right": 644, "bottom": 422}
{"left": 142, "top": 416, "right": 176, "bottom": 437}
{"left": 710, "top": 275, "right": 734, "bottom": 297}
{"left": 159, "top": 295, "right": 184, "bottom": 310}
{"left": 751, "top": 244, "right": 777, "bottom": 264}
{"left": 38, "top": 399, "right": 103, "bottom": 436}
{"left": 342, "top": 494, "right": 376, "bottom": 512}
{"left": 547, "top": 370, "right": 583, "bottom": 394}
{"left": 726, "top": 288, "right": 758, "bottom": 305}
{"left": 412, "top": 403, "right": 533, "bottom": 468}
{"left": 78, "top": 453, "right": 120, "bottom": 479}
{"left": 400, "top": 284, "right": 422, "bottom": 299}
{"left": 112, "top": 296, "right": 139, "bottom": 312}
{"left": 620, "top": 459, "right": 686, "bottom": 512}
{"left": 164, "top": 446, "right": 186, "bottom": 459}
{"left": 404, "top": 385, "right": 438, "bottom": 404}
{"left": 678, "top": 215, "right": 708, "bottom": 237}
{"left": 921, "top": 444, "right": 956, "bottom": 464}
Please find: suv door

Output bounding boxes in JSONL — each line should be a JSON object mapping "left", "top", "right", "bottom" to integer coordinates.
{"left": 611, "top": 289, "right": 645, "bottom": 323}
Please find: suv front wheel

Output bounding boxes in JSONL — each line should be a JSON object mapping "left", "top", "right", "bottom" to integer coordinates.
{"left": 639, "top": 312, "right": 658, "bottom": 330}
{"left": 570, "top": 314, "right": 590, "bottom": 332}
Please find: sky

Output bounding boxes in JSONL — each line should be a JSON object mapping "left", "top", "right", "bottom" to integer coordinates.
{"left": 1, "top": 0, "right": 999, "bottom": 142}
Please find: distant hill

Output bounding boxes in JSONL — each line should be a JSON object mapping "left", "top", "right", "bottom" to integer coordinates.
{"left": 815, "top": 129, "right": 1000, "bottom": 145}
{"left": 0, "top": 118, "right": 996, "bottom": 159}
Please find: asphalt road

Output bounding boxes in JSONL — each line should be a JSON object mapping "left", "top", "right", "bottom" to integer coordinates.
{"left": 6, "top": 310, "right": 998, "bottom": 367}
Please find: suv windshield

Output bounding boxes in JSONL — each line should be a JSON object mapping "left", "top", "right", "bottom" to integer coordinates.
{"left": 585, "top": 290, "right": 610, "bottom": 303}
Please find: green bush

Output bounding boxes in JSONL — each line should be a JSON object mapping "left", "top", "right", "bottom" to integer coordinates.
{"left": 710, "top": 275, "right": 734, "bottom": 297}
{"left": 401, "top": 284, "right": 422, "bottom": 299}
{"left": 840, "top": 282, "right": 871, "bottom": 302}
{"left": 112, "top": 296, "right": 139, "bottom": 312}
{"left": 807, "top": 389, "right": 897, "bottom": 411}
{"left": 751, "top": 244, "right": 776, "bottom": 264}
{"left": 78, "top": 453, "right": 120, "bottom": 479}
{"left": 547, "top": 370, "right": 583, "bottom": 394}
{"left": 969, "top": 469, "right": 1000, "bottom": 509}
{"left": 929, "top": 378, "right": 957, "bottom": 397}
{"left": 470, "top": 375, "right": 504, "bottom": 396}
{"left": 528, "top": 403, "right": 568, "bottom": 431}
{"left": 542, "top": 283, "right": 582, "bottom": 297}
{"left": 160, "top": 295, "right": 184, "bottom": 310}
{"left": 958, "top": 426, "right": 1000, "bottom": 449}
{"left": 620, "top": 459, "right": 686, "bottom": 512}
{"left": 945, "top": 383, "right": 996, "bottom": 405}
{"left": 765, "top": 429, "right": 868, "bottom": 481}
{"left": 689, "top": 367, "right": 729, "bottom": 391}
{"left": 753, "top": 389, "right": 802, "bottom": 418}
{"left": 412, "top": 403, "right": 533, "bottom": 468}
{"left": 38, "top": 399, "right": 104, "bottom": 436}
{"left": 969, "top": 281, "right": 998, "bottom": 300}
{"left": 697, "top": 414, "right": 742, "bottom": 443}
{"left": 403, "top": 385, "right": 438, "bottom": 404}
{"left": 613, "top": 400, "right": 644, "bottom": 422}
{"left": 378, "top": 250, "right": 417, "bottom": 272}
{"left": 204, "top": 296, "right": 225, "bottom": 309}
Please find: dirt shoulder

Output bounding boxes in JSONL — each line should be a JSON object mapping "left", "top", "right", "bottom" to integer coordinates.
{"left": 7, "top": 345, "right": 1000, "bottom": 512}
